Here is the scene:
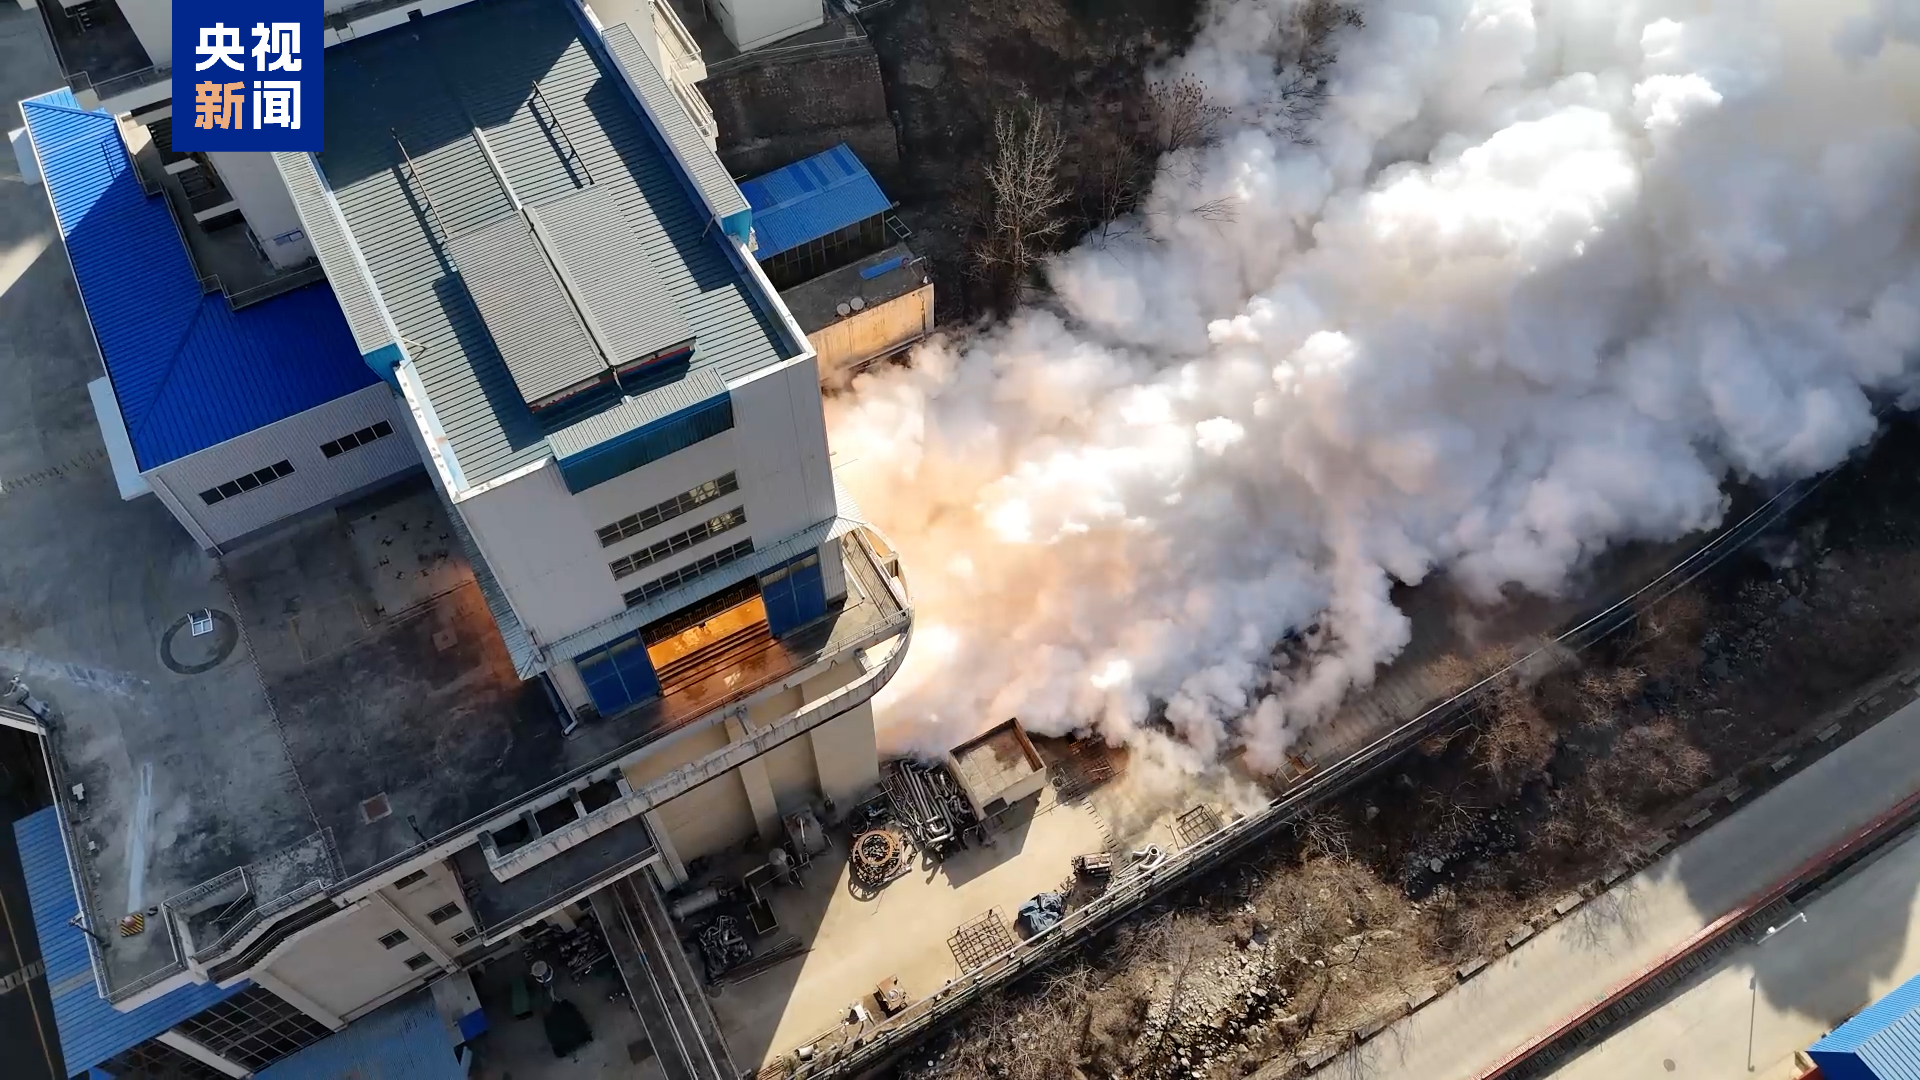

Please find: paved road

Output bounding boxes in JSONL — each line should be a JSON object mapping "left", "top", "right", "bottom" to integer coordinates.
{"left": 1551, "top": 818, "right": 1920, "bottom": 1080}
{"left": 1347, "top": 695, "right": 1920, "bottom": 1080}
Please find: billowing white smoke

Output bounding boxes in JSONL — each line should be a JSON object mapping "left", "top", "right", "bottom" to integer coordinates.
{"left": 827, "top": 0, "right": 1920, "bottom": 770}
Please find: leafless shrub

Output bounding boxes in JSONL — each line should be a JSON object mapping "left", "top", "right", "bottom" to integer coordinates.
{"left": 972, "top": 102, "right": 1072, "bottom": 299}
{"left": 1593, "top": 720, "right": 1713, "bottom": 808}
{"left": 1470, "top": 675, "right": 1555, "bottom": 789}
{"left": 1266, "top": 0, "right": 1365, "bottom": 143}
{"left": 1146, "top": 76, "right": 1230, "bottom": 156}
{"left": 1291, "top": 807, "right": 1352, "bottom": 860}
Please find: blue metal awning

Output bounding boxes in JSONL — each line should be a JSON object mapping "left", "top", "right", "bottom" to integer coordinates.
{"left": 13, "top": 808, "right": 247, "bottom": 1077}
{"left": 738, "top": 143, "right": 891, "bottom": 260}
{"left": 255, "top": 990, "right": 464, "bottom": 1080}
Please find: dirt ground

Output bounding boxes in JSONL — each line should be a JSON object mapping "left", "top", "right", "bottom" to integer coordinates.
{"left": 889, "top": 416, "right": 1920, "bottom": 1080}
{"left": 861, "top": 0, "right": 1207, "bottom": 319}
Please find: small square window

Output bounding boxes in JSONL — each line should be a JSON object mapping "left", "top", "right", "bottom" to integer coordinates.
{"left": 404, "top": 952, "right": 434, "bottom": 971}
{"left": 378, "top": 929, "right": 408, "bottom": 949}
{"left": 321, "top": 441, "right": 342, "bottom": 458}
{"left": 451, "top": 926, "right": 480, "bottom": 946}
{"left": 426, "top": 902, "right": 461, "bottom": 925}
{"left": 219, "top": 481, "right": 242, "bottom": 498}
{"left": 237, "top": 473, "right": 261, "bottom": 492}
{"left": 273, "top": 460, "right": 295, "bottom": 478}
{"left": 393, "top": 869, "right": 429, "bottom": 890}
{"left": 372, "top": 420, "right": 394, "bottom": 438}
{"left": 201, "top": 488, "right": 224, "bottom": 505}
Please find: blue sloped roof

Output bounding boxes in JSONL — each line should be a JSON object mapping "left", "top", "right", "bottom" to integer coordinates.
{"left": 1811, "top": 969, "right": 1920, "bottom": 1080}
{"left": 256, "top": 990, "right": 463, "bottom": 1080}
{"left": 13, "top": 808, "right": 247, "bottom": 1077}
{"left": 738, "top": 142, "right": 891, "bottom": 260}
{"left": 20, "top": 91, "right": 377, "bottom": 471}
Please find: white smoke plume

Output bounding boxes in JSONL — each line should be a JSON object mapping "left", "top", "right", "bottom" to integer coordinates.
{"left": 828, "top": 0, "right": 1920, "bottom": 770}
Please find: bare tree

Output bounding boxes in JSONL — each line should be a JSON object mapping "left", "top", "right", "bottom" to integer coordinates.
{"left": 1146, "top": 76, "right": 1230, "bottom": 156}
{"left": 973, "top": 102, "right": 1072, "bottom": 298}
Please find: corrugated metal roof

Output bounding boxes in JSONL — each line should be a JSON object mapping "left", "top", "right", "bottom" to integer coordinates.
{"left": 273, "top": 152, "right": 405, "bottom": 362}
{"left": 21, "top": 94, "right": 378, "bottom": 471}
{"left": 527, "top": 185, "right": 692, "bottom": 367}
{"left": 738, "top": 143, "right": 892, "bottom": 260}
{"left": 545, "top": 367, "right": 727, "bottom": 461}
{"left": 13, "top": 809, "right": 247, "bottom": 1077}
{"left": 449, "top": 211, "right": 608, "bottom": 406}
{"left": 319, "top": 0, "right": 791, "bottom": 488}
{"left": 595, "top": 19, "right": 751, "bottom": 235}
{"left": 255, "top": 990, "right": 463, "bottom": 1080}
{"left": 1812, "top": 969, "right": 1920, "bottom": 1079}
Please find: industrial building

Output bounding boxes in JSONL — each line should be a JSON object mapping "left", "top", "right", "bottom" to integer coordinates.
{"left": 9, "top": 0, "right": 911, "bottom": 1073}
{"left": 738, "top": 143, "right": 934, "bottom": 383}
{"left": 1807, "top": 970, "right": 1920, "bottom": 1080}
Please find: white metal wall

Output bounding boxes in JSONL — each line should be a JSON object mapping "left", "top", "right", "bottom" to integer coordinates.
{"left": 457, "top": 355, "right": 840, "bottom": 648}
{"left": 206, "top": 151, "right": 316, "bottom": 269}
{"left": 260, "top": 901, "right": 424, "bottom": 1022}
{"left": 144, "top": 384, "right": 418, "bottom": 550}
{"left": 729, "top": 356, "right": 837, "bottom": 546}
{"left": 707, "top": 0, "right": 822, "bottom": 51}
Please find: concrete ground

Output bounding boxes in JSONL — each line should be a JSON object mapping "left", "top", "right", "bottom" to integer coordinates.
{"left": 1340, "top": 696, "right": 1920, "bottom": 1080}
{"left": 1551, "top": 819, "right": 1920, "bottom": 1080}
{"left": 467, "top": 944, "right": 670, "bottom": 1080}
{"left": 707, "top": 783, "right": 1112, "bottom": 1070}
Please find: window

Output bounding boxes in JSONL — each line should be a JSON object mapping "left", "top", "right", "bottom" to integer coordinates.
{"left": 378, "top": 929, "right": 409, "bottom": 949}
{"left": 555, "top": 397, "right": 735, "bottom": 493}
{"left": 199, "top": 460, "right": 294, "bottom": 505}
{"left": 762, "top": 215, "right": 889, "bottom": 289}
{"left": 426, "top": 902, "right": 462, "bottom": 925}
{"left": 393, "top": 868, "right": 429, "bottom": 890}
{"left": 320, "top": 420, "right": 394, "bottom": 458}
{"left": 404, "top": 952, "right": 434, "bottom": 971}
{"left": 452, "top": 926, "right": 481, "bottom": 946}
{"left": 596, "top": 473, "right": 739, "bottom": 546}
{"left": 172, "top": 984, "right": 330, "bottom": 1071}
{"left": 623, "top": 539, "right": 755, "bottom": 608}
{"left": 608, "top": 507, "right": 746, "bottom": 581}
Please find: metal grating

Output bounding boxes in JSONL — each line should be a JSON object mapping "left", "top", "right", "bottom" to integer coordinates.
{"left": 948, "top": 910, "right": 1016, "bottom": 972}
{"left": 1174, "top": 805, "right": 1224, "bottom": 849}
{"left": 527, "top": 185, "right": 692, "bottom": 369}
{"left": 448, "top": 211, "right": 608, "bottom": 409}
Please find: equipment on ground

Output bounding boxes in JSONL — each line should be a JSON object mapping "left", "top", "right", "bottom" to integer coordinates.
{"left": 1016, "top": 892, "right": 1065, "bottom": 937}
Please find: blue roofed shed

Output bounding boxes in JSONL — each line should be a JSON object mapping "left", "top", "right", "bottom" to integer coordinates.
{"left": 254, "top": 990, "right": 464, "bottom": 1080}
{"left": 1810, "top": 969, "right": 1920, "bottom": 1080}
{"left": 19, "top": 91, "right": 378, "bottom": 473}
{"left": 14, "top": 808, "right": 249, "bottom": 1078}
{"left": 738, "top": 142, "right": 893, "bottom": 261}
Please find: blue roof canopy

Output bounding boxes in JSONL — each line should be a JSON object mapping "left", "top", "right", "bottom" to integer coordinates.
{"left": 255, "top": 990, "right": 463, "bottom": 1080}
{"left": 14, "top": 808, "right": 247, "bottom": 1077}
{"left": 21, "top": 92, "right": 378, "bottom": 471}
{"left": 738, "top": 143, "right": 891, "bottom": 261}
{"left": 1811, "top": 969, "right": 1920, "bottom": 1080}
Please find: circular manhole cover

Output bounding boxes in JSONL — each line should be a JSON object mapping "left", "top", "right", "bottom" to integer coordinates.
{"left": 159, "top": 609, "right": 239, "bottom": 675}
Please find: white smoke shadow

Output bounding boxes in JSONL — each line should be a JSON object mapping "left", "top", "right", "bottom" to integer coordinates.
{"left": 833, "top": 0, "right": 1920, "bottom": 773}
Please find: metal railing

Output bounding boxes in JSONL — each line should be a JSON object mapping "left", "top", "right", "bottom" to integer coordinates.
{"left": 789, "top": 473, "right": 1830, "bottom": 1079}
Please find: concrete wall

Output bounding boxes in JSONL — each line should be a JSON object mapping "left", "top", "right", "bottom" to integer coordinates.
{"left": 808, "top": 284, "right": 933, "bottom": 381}
{"left": 809, "top": 697, "right": 878, "bottom": 809}
{"left": 379, "top": 859, "right": 476, "bottom": 955}
{"left": 118, "top": 0, "right": 170, "bottom": 68}
{"left": 760, "top": 732, "right": 818, "bottom": 813}
{"left": 707, "top": 49, "right": 897, "bottom": 179}
{"left": 707, "top": 0, "right": 820, "bottom": 52}
{"left": 144, "top": 383, "right": 418, "bottom": 551}
{"left": 260, "top": 900, "right": 425, "bottom": 1022}
{"left": 206, "top": 151, "right": 315, "bottom": 269}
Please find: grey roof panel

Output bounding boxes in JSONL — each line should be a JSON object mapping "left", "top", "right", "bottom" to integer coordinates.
{"left": 546, "top": 366, "right": 727, "bottom": 462}
{"left": 319, "top": 0, "right": 794, "bottom": 488}
{"left": 598, "top": 21, "right": 749, "bottom": 225}
{"left": 527, "top": 185, "right": 692, "bottom": 368}
{"left": 448, "top": 211, "right": 608, "bottom": 407}
{"left": 274, "top": 151, "right": 398, "bottom": 358}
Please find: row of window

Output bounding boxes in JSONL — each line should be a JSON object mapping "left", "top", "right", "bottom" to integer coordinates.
{"left": 608, "top": 507, "right": 746, "bottom": 581}
{"left": 195, "top": 419, "right": 399, "bottom": 507}
{"left": 596, "top": 471, "right": 739, "bottom": 547}
{"left": 623, "top": 539, "right": 755, "bottom": 608}
{"left": 321, "top": 419, "right": 394, "bottom": 458}
{"left": 200, "top": 459, "right": 294, "bottom": 505}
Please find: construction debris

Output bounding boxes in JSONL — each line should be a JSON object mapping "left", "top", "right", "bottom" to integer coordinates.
{"left": 883, "top": 759, "right": 979, "bottom": 858}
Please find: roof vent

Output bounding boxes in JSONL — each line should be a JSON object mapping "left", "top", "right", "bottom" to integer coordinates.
{"left": 360, "top": 793, "right": 392, "bottom": 824}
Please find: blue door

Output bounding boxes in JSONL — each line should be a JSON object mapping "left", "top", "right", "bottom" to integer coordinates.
{"left": 574, "top": 630, "right": 660, "bottom": 716}
{"left": 760, "top": 551, "right": 827, "bottom": 638}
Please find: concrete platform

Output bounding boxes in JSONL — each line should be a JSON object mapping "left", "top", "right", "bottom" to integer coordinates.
{"left": 1550, "top": 820, "right": 1920, "bottom": 1080}
{"left": 1341, "top": 696, "right": 1920, "bottom": 1080}
{"left": 707, "top": 784, "right": 1111, "bottom": 1070}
